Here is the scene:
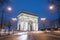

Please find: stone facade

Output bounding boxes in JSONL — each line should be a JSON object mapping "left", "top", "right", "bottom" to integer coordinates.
{"left": 17, "top": 11, "right": 38, "bottom": 31}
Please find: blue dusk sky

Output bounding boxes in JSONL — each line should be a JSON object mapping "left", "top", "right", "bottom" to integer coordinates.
{"left": 4, "top": 0, "right": 58, "bottom": 21}
{"left": 0, "top": 0, "right": 58, "bottom": 29}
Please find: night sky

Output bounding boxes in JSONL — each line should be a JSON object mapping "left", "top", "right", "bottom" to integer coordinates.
{"left": 0, "top": 0, "right": 58, "bottom": 29}
{"left": 4, "top": 0, "right": 58, "bottom": 20}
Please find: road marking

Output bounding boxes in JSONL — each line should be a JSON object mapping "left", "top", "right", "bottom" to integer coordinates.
{"left": 14, "top": 32, "right": 27, "bottom": 36}
{"left": 46, "top": 34, "right": 60, "bottom": 38}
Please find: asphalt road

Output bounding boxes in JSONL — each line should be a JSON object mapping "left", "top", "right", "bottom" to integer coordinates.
{"left": 0, "top": 31, "right": 60, "bottom": 40}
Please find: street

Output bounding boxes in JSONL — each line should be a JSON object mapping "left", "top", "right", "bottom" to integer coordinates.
{"left": 0, "top": 31, "right": 60, "bottom": 40}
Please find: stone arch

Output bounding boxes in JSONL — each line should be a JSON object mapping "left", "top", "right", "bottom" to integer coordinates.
{"left": 28, "top": 20, "right": 33, "bottom": 31}
{"left": 19, "top": 24, "right": 20, "bottom": 31}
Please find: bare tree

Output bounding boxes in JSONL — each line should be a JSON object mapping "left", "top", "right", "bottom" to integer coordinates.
{"left": 0, "top": 0, "right": 11, "bottom": 30}
{"left": 0, "top": 0, "right": 10, "bottom": 6}
{"left": 5, "top": 20, "right": 12, "bottom": 35}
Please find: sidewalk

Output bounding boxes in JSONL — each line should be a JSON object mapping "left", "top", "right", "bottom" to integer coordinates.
{"left": 0, "top": 31, "right": 19, "bottom": 36}
{"left": 0, "top": 32, "right": 15, "bottom": 39}
{"left": 0, "top": 34, "right": 9, "bottom": 39}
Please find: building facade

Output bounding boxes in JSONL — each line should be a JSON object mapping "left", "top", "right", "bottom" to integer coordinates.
{"left": 17, "top": 11, "right": 38, "bottom": 31}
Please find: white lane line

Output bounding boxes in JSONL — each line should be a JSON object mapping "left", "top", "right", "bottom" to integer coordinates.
{"left": 46, "top": 34, "right": 60, "bottom": 38}
{"left": 14, "top": 32, "right": 27, "bottom": 35}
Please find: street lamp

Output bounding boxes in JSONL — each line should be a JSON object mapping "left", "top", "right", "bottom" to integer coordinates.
{"left": 1, "top": 6, "right": 12, "bottom": 29}
{"left": 7, "top": 6, "right": 12, "bottom": 11}
{"left": 11, "top": 18, "right": 17, "bottom": 34}
{"left": 48, "top": 0, "right": 60, "bottom": 29}
{"left": 41, "top": 18, "right": 46, "bottom": 21}
{"left": 0, "top": 6, "right": 12, "bottom": 35}
{"left": 41, "top": 18, "right": 46, "bottom": 30}
{"left": 12, "top": 18, "right": 17, "bottom": 21}
{"left": 49, "top": 5, "right": 54, "bottom": 10}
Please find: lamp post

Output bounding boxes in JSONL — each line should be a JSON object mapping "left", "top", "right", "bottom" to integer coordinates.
{"left": 41, "top": 18, "right": 46, "bottom": 21}
{"left": 48, "top": 0, "right": 60, "bottom": 29}
{"left": 0, "top": 6, "right": 12, "bottom": 35}
{"left": 1, "top": 6, "right": 12, "bottom": 29}
{"left": 12, "top": 18, "right": 17, "bottom": 21}
{"left": 6, "top": 6, "right": 12, "bottom": 35}
{"left": 49, "top": 5, "right": 55, "bottom": 10}
{"left": 41, "top": 18, "right": 46, "bottom": 30}
{"left": 7, "top": 6, "right": 12, "bottom": 11}
{"left": 12, "top": 18, "right": 17, "bottom": 34}
{"left": 0, "top": 9, "right": 5, "bottom": 30}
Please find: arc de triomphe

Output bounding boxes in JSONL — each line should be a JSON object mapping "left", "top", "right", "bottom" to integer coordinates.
{"left": 17, "top": 11, "right": 38, "bottom": 31}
